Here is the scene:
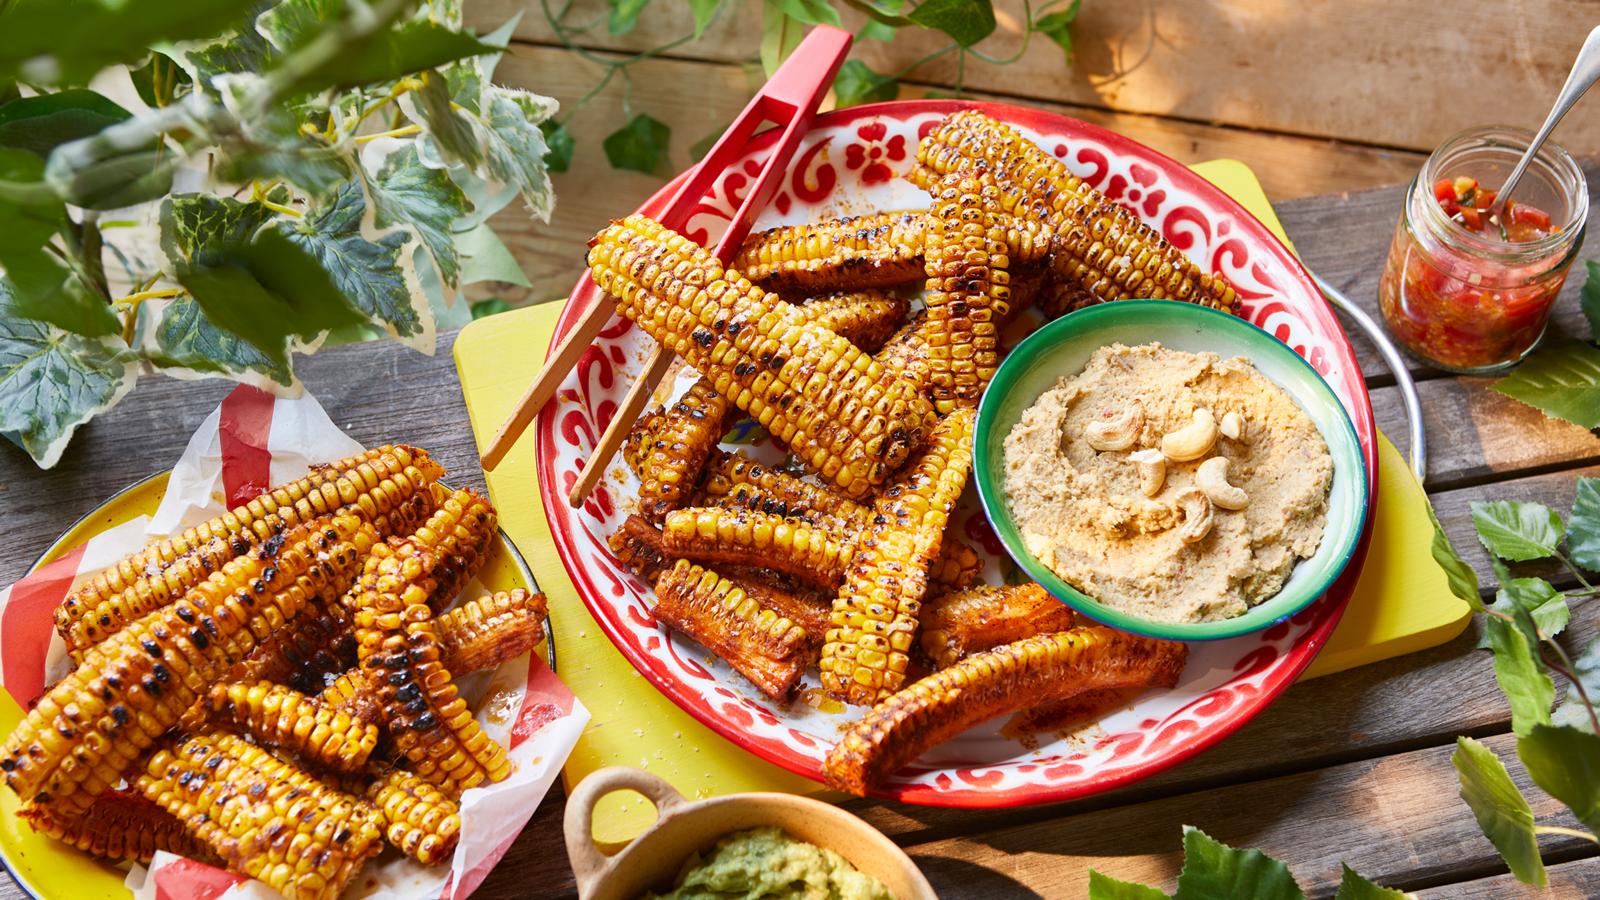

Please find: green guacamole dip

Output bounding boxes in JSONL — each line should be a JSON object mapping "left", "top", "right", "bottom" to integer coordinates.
{"left": 646, "top": 826, "right": 894, "bottom": 900}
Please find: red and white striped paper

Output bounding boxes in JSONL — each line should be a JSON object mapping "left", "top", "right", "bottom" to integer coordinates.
{"left": 0, "top": 385, "right": 586, "bottom": 900}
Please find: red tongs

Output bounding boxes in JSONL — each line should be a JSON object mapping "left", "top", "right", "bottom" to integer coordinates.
{"left": 479, "top": 25, "right": 853, "bottom": 505}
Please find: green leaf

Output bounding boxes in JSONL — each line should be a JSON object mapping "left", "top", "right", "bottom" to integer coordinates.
{"left": 212, "top": 73, "right": 353, "bottom": 197}
{"left": 470, "top": 298, "right": 512, "bottom": 320}
{"left": 1333, "top": 865, "right": 1414, "bottom": 899}
{"left": 130, "top": 54, "right": 193, "bottom": 108}
{"left": 541, "top": 120, "right": 574, "bottom": 174}
{"left": 182, "top": 20, "right": 273, "bottom": 91}
{"left": 1491, "top": 341, "right": 1600, "bottom": 429}
{"left": 1566, "top": 477, "right": 1600, "bottom": 572}
{"left": 176, "top": 264, "right": 298, "bottom": 372}
{"left": 0, "top": 149, "right": 120, "bottom": 338}
{"left": 478, "top": 85, "right": 558, "bottom": 220}
{"left": 257, "top": 0, "right": 339, "bottom": 52}
{"left": 455, "top": 222, "right": 530, "bottom": 287}
{"left": 0, "top": 0, "right": 258, "bottom": 85}
{"left": 159, "top": 192, "right": 275, "bottom": 264}
{"left": 1518, "top": 724, "right": 1600, "bottom": 835}
{"left": 908, "top": 0, "right": 996, "bottom": 46}
{"left": 608, "top": 0, "right": 650, "bottom": 35}
{"left": 42, "top": 118, "right": 171, "bottom": 210}
{"left": 1471, "top": 500, "right": 1564, "bottom": 562}
{"left": 845, "top": 0, "right": 909, "bottom": 40}
{"left": 832, "top": 59, "right": 898, "bottom": 108}
{"left": 408, "top": 68, "right": 483, "bottom": 168}
{"left": 1580, "top": 260, "right": 1600, "bottom": 341}
{"left": 1032, "top": 0, "right": 1082, "bottom": 63}
{"left": 1552, "top": 635, "right": 1600, "bottom": 733}
{"left": 1087, "top": 869, "right": 1169, "bottom": 899}
{"left": 367, "top": 143, "right": 470, "bottom": 287}
{"left": 260, "top": 0, "right": 495, "bottom": 97}
{"left": 689, "top": 0, "right": 725, "bottom": 37}
{"left": 0, "top": 90, "right": 130, "bottom": 157}
{"left": 1453, "top": 737, "right": 1545, "bottom": 887}
{"left": 773, "top": 0, "right": 842, "bottom": 26}
{"left": 1426, "top": 500, "right": 1483, "bottom": 611}
{"left": 1484, "top": 608, "right": 1555, "bottom": 736}
{"left": 1172, "top": 826, "right": 1305, "bottom": 900}
{"left": 0, "top": 313, "right": 135, "bottom": 468}
{"left": 603, "top": 112, "right": 671, "bottom": 175}
{"left": 149, "top": 295, "right": 294, "bottom": 387}
{"left": 760, "top": 1, "right": 807, "bottom": 75}
{"left": 1480, "top": 577, "right": 1569, "bottom": 648}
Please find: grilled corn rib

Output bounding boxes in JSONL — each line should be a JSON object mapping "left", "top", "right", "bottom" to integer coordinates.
{"left": 637, "top": 377, "right": 731, "bottom": 524}
{"left": 588, "top": 214, "right": 937, "bottom": 499}
{"left": 417, "top": 486, "right": 498, "bottom": 612}
{"left": 19, "top": 790, "right": 213, "bottom": 864}
{"left": 821, "top": 408, "right": 976, "bottom": 705}
{"left": 923, "top": 171, "right": 1015, "bottom": 413}
{"left": 824, "top": 627, "right": 1189, "bottom": 794}
{"left": 920, "top": 582, "right": 1077, "bottom": 670}
{"left": 4, "top": 515, "right": 375, "bottom": 814}
{"left": 912, "top": 110, "right": 1238, "bottom": 313}
{"left": 653, "top": 559, "right": 815, "bottom": 700}
{"left": 874, "top": 311, "right": 933, "bottom": 394}
{"left": 732, "top": 211, "right": 927, "bottom": 293}
{"left": 318, "top": 668, "right": 383, "bottom": 728}
{"left": 367, "top": 769, "right": 461, "bottom": 866}
{"left": 701, "top": 450, "right": 868, "bottom": 528}
{"left": 202, "top": 681, "right": 379, "bottom": 774}
{"left": 136, "top": 732, "right": 382, "bottom": 900}
{"left": 437, "top": 589, "right": 548, "bottom": 674}
{"left": 608, "top": 514, "right": 674, "bottom": 583}
{"left": 60, "top": 445, "right": 441, "bottom": 655}
{"left": 793, "top": 290, "right": 911, "bottom": 352}
{"left": 350, "top": 540, "right": 511, "bottom": 796}
{"left": 624, "top": 408, "right": 667, "bottom": 477}
{"left": 230, "top": 602, "right": 356, "bottom": 694}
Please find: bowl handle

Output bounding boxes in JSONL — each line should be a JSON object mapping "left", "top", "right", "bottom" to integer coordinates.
{"left": 564, "top": 766, "right": 688, "bottom": 897}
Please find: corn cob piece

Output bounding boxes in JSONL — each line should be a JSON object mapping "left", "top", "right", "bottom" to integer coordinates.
{"left": 588, "top": 215, "right": 937, "bottom": 499}
{"left": 793, "top": 290, "right": 911, "bottom": 352}
{"left": 824, "top": 626, "right": 1188, "bottom": 794}
{"left": 203, "top": 681, "right": 380, "bottom": 774}
{"left": 19, "top": 790, "right": 213, "bottom": 864}
{"left": 437, "top": 589, "right": 548, "bottom": 674}
{"left": 732, "top": 211, "right": 927, "bottom": 293}
{"left": 919, "top": 582, "right": 1077, "bottom": 670}
{"left": 608, "top": 514, "right": 675, "bottom": 583}
{"left": 349, "top": 539, "right": 511, "bottom": 795}
{"left": 60, "top": 446, "right": 441, "bottom": 655}
{"left": 661, "top": 507, "right": 854, "bottom": 591}
{"left": 653, "top": 559, "right": 815, "bottom": 700}
{"left": 136, "top": 732, "right": 382, "bottom": 900}
{"left": 318, "top": 667, "right": 383, "bottom": 729}
{"left": 874, "top": 311, "right": 932, "bottom": 394}
{"left": 416, "top": 486, "right": 498, "bottom": 612}
{"left": 922, "top": 171, "right": 1015, "bottom": 413}
{"left": 624, "top": 408, "right": 668, "bottom": 477}
{"left": 4, "top": 515, "right": 375, "bottom": 814}
{"left": 927, "top": 536, "right": 982, "bottom": 592}
{"left": 636, "top": 377, "right": 731, "bottom": 524}
{"left": 367, "top": 769, "right": 461, "bottom": 866}
{"left": 1008, "top": 687, "right": 1143, "bottom": 735}
{"left": 230, "top": 601, "right": 357, "bottom": 694}
{"left": 701, "top": 450, "right": 868, "bottom": 528}
{"left": 821, "top": 408, "right": 977, "bottom": 705}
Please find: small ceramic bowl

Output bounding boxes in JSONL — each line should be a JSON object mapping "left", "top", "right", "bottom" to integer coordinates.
{"left": 563, "top": 767, "right": 936, "bottom": 899}
{"left": 973, "top": 300, "right": 1369, "bottom": 641}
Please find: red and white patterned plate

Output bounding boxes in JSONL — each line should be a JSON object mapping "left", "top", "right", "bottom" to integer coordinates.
{"left": 536, "top": 100, "right": 1378, "bottom": 807}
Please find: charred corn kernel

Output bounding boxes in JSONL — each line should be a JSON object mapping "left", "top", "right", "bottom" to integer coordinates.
{"left": 317, "top": 668, "right": 383, "bottom": 729}
{"left": 919, "top": 582, "right": 1077, "bottom": 670}
{"left": 732, "top": 211, "right": 927, "bottom": 293}
{"left": 4, "top": 515, "right": 376, "bottom": 815}
{"left": 587, "top": 215, "right": 937, "bottom": 499}
{"left": 437, "top": 589, "right": 548, "bottom": 674}
{"left": 19, "top": 790, "right": 212, "bottom": 864}
{"left": 874, "top": 311, "right": 933, "bottom": 395}
{"left": 661, "top": 507, "right": 854, "bottom": 591}
{"left": 928, "top": 536, "right": 982, "bottom": 593}
{"left": 60, "top": 446, "right": 441, "bottom": 655}
{"left": 624, "top": 409, "right": 668, "bottom": 477}
{"left": 637, "top": 378, "right": 731, "bottom": 524}
{"left": 230, "top": 602, "right": 356, "bottom": 695}
{"left": 136, "top": 732, "right": 382, "bottom": 900}
{"left": 608, "top": 514, "right": 674, "bottom": 583}
{"left": 701, "top": 450, "right": 869, "bottom": 528}
{"left": 367, "top": 769, "right": 461, "bottom": 866}
{"left": 349, "top": 541, "right": 511, "bottom": 796}
{"left": 923, "top": 172, "right": 1014, "bottom": 413}
{"left": 913, "top": 110, "right": 1237, "bottom": 313}
{"left": 204, "top": 681, "right": 379, "bottom": 774}
{"left": 413, "top": 487, "right": 498, "bottom": 612}
{"left": 824, "top": 627, "right": 1189, "bottom": 795}
{"left": 821, "top": 409, "right": 976, "bottom": 705}
{"left": 793, "top": 290, "right": 911, "bottom": 352}
{"left": 654, "top": 559, "right": 814, "bottom": 700}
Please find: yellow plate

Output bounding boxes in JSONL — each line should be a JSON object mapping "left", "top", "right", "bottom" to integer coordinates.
{"left": 0, "top": 472, "right": 548, "bottom": 899}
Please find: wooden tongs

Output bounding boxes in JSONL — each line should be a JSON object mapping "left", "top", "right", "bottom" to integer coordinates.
{"left": 479, "top": 25, "right": 853, "bottom": 510}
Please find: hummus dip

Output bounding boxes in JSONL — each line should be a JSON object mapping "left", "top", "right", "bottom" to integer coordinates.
{"left": 1002, "top": 342, "right": 1333, "bottom": 623}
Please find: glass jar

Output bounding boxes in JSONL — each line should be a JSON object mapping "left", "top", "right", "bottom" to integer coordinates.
{"left": 1378, "top": 126, "right": 1587, "bottom": 374}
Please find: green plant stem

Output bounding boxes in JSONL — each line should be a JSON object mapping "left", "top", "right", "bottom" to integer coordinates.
{"left": 1533, "top": 825, "right": 1600, "bottom": 843}
{"left": 1554, "top": 551, "right": 1596, "bottom": 592}
{"left": 891, "top": 43, "right": 959, "bottom": 81}
{"left": 354, "top": 124, "right": 422, "bottom": 143}
{"left": 1542, "top": 638, "right": 1600, "bottom": 734}
{"left": 967, "top": 0, "right": 1036, "bottom": 66}
{"left": 259, "top": 197, "right": 302, "bottom": 217}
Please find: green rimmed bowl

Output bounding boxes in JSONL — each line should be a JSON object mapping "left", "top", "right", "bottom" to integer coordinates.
{"left": 973, "top": 300, "right": 1370, "bottom": 641}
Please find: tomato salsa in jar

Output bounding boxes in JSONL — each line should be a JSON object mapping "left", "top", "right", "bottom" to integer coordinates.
{"left": 1378, "top": 126, "right": 1587, "bottom": 373}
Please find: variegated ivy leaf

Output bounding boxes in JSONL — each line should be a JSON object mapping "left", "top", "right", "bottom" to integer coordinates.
{"left": 159, "top": 190, "right": 275, "bottom": 263}
{"left": 213, "top": 73, "right": 353, "bottom": 197}
{"left": 405, "top": 69, "right": 483, "bottom": 169}
{"left": 477, "top": 85, "right": 558, "bottom": 221}
{"left": 0, "top": 312, "right": 137, "bottom": 468}
{"left": 367, "top": 142, "right": 470, "bottom": 287}
{"left": 150, "top": 295, "right": 296, "bottom": 388}
{"left": 179, "top": 9, "right": 274, "bottom": 91}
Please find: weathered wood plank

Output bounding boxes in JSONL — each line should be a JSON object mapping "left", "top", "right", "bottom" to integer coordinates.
{"left": 1415, "top": 856, "right": 1600, "bottom": 898}
{"left": 474, "top": 0, "right": 1600, "bottom": 153}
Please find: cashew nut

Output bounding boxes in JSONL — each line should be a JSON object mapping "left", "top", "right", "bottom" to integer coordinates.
{"left": 1130, "top": 448, "right": 1166, "bottom": 497}
{"left": 1160, "top": 408, "right": 1218, "bottom": 462}
{"left": 1196, "top": 456, "right": 1249, "bottom": 510}
{"left": 1085, "top": 402, "right": 1143, "bottom": 452}
{"left": 1175, "top": 489, "right": 1213, "bottom": 544}
{"left": 1220, "top": 411, "right": 1247, "bottom": 442}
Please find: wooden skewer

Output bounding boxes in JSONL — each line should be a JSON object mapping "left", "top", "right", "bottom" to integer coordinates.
{"left": 567, "top": 344, "right": 673, "bottom": 506}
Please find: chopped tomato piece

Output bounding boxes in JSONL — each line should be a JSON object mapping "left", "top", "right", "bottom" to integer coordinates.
{"left": 1510, "top": 203, "right": 1552, "bottom": 230}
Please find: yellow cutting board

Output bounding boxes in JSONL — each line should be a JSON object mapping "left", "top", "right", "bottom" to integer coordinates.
{"left": 453, "top": 160, "right": 1471, "bottom": 842}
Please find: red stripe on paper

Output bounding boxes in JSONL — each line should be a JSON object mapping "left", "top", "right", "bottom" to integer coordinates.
{"left": 219, "top": 385, "right": 275, "bottom": 508}
{"left": 154, "top": 857, "right": 247, "bottom": 900}
{"left": 1, "top": 544, "right": 86, "bottom": 709}
{"left": 509, "top": 654, "right": 575, "bottom": 749}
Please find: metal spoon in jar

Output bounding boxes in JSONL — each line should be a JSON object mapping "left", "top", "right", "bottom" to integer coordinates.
{"left": 1488, "top": 25, "right": 1600, "bottom": 239}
